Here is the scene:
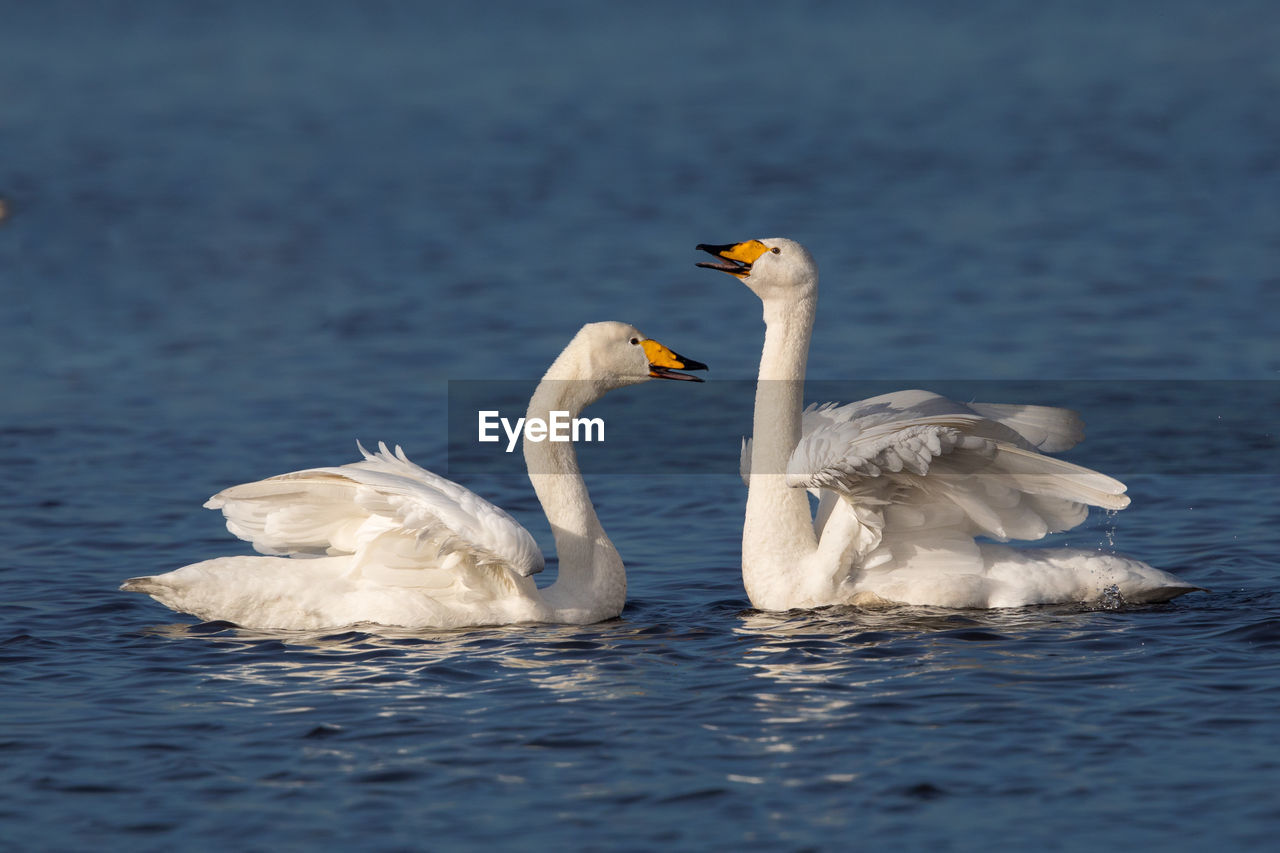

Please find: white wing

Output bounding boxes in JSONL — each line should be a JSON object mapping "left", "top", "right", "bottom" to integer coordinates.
{"left": 766, "top": 390, "right": 1128, "bottom": 566}
{"left": 800, "top": 389, "right": 1087, "bottom": 453}
{"left": 205, "top": 441, "right": 544, "bottom": 577}
{"left": 741, "top": 389, "right": 1089, "bottom": 481}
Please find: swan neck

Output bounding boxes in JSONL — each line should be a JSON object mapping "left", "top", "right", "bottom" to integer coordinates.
{"left": 523, "top": 377, "right": 625, "bottom": 620}
{"left": 743, "top": 292, "right": 820, "bottom": 595}
{"left": 752, "top": 296, "right": 815, "bottom": 472}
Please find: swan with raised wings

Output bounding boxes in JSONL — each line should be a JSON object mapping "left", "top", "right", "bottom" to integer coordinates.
{"left": 697, "top": 237, "right": 1198, "bottom": 610}
{"left": 122, "top": 322, "right": 706, "bottom": 630}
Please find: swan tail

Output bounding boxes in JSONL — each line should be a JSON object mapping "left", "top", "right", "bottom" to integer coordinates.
{"left": 120, "top": 576, "right": 169, "bottom": 596}
{"left": 1128, "top": 582, "right": 1205, "bottom": 604}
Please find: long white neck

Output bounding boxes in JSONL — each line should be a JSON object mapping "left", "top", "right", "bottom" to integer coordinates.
{"left": 523, "top": 371, "right": 625, "bottom": 623}
{"left": 743, "top": 292, "right": 819, "bottom": 605}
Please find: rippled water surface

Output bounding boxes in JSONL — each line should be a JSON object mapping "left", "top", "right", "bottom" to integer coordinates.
{"left": 3, "top": 1, "right": 1279, "bottom": 849}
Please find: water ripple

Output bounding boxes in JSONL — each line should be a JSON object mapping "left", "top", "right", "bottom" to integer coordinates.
{"left": 4, "top": 2, "right": 1279, "bottom": 849}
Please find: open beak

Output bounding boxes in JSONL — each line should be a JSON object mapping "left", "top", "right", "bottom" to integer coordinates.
{"left": 641, "top": 339, "right": 708, "bottom": 382}
{"left": 696, "top": 240, "right": 770, "bottom": 278}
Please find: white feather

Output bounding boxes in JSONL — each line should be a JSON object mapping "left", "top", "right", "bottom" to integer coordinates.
{"left": 205, "top": 440, "right": 544, "bottom": 576}
{"left": 708, "top": 236, "right": 1200, "bottom": 609}
{"left": 122, "top": 321, "right": 702, "bottom": 630}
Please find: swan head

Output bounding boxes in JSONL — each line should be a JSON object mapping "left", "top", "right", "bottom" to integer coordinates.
{"left": 695, "top": 237, "right": 817, "bottom": 302}
{"left": 558, "top": 321, "right": 707, "bottom": 390}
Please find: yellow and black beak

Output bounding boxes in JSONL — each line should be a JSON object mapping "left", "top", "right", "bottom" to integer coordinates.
{"left": 641, "top": 339, "right": 708, "bottom": 382}
{"left": 695, "top": 240, "right": 770, "bottom": 278}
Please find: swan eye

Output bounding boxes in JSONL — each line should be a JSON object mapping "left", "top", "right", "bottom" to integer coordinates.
{"left": 629, "top": 337, "right": 640, "bottom": 345}
{"left": 771, "top": 247, "right": 781, "bottom": 254}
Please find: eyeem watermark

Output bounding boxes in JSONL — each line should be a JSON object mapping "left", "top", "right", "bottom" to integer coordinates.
{"left": 478, "top": 410, "right": 605, "bottom": 453}
{"left": 449, "top": 379, "right": 1278, "bottom": 475}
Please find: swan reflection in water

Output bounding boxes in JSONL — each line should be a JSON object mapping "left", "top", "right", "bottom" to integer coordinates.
{"left": 137, "top": 597, "right": 1144, "bottom": 737}
{"left": 141, "top": 618, "right": 644, "bottom": 708}
{"left": 731, "top": 604, "right": 1138, "bottom": 727}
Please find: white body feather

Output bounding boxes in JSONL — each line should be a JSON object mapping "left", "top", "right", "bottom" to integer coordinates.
{"left": 719, "top": 237, "right": 1199, "bottom": 610}
{"left": 123, "top": 322, "right": 687, "bottom": 630}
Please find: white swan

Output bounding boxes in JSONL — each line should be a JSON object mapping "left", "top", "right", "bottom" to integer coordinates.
{"left": 122, "top": 321, "right": 707, "bottom": 630}
{"left": 697, "top": 238, "right": 1199, "bottom": 610}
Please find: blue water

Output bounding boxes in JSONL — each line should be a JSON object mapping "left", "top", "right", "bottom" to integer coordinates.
{"left": 3, "top": 1, "right": 1279, "bottom": 849}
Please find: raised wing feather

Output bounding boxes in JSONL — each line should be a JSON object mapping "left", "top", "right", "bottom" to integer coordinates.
{"left": 788, "top": 413, "right": 986, "bottom": 483}
{"left": 966, "top": 402, "right": 1084, "bottom": 452}
{"left": 806, "top": 390, "right": 1087, "bottom": 451}
{"left": 760, "top": 390, "right": 1128, "bottom": 565}
{"left": 741, "top": 389, "right": 1082, "bottom": 482}
{"left": 206, "top": 442, "right": 544, "bottom": 577}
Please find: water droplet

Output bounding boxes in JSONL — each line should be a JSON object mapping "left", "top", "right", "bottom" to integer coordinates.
{"left": 1100, "top": 584, "right": 1125, "bottom": 610}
